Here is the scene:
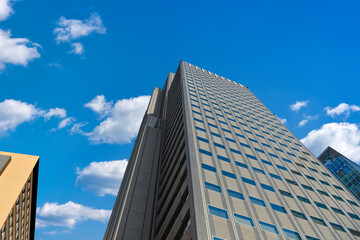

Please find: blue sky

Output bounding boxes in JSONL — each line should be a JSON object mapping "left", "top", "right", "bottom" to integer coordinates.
{"left": 1, "top": 0, "right": 360, "bottom": 239}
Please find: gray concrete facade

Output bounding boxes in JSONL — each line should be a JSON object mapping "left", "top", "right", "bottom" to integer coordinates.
{"left": 104, "top": 61, "right": 360, "bottom": 240}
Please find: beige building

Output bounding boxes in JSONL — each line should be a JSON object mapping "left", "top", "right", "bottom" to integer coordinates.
{"left": 0, "top": 152, "right": 39, "bottom": 240}
{"left": 104, "top": 61, "right": 360, "bottom": 240}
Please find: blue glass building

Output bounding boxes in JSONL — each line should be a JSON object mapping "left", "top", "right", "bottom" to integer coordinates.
{"left": 318, "top": 146, "right": 360, "bottom": 202}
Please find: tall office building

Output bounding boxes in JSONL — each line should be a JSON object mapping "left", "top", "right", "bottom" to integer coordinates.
{"left": 0, "top": 152, "right": 39, "bottom": 240}
{"left": 105, "top": 61, "right": 360, "bottom": 240}
{"left": 318, "top": 146, "right": 360, "bottom": 202}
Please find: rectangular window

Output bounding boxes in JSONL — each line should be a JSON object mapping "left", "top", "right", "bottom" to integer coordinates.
{"left": 309, "top": 167, "right": 318, "bottom": 173}
{"left": 204, "top": 182, "right": 222, "bottom": 193}
{"left": 306, "top": 175, "right": 316, "bottom": 181}
{"left": 242, "top": 177, "right": 256, "bottom": 186}
{"left": 249, "top": 138, "right": 258, "bottom": 143}
{"left": 227, "top": 189, "right": 244, "bottom": 200}
{"left": 333, "top": 185, "right": 344, "bottom": 191}
{"left": 234, "top": 213, "right": 254, "bottom": 227}
{"left": 261, "top": 159, "right": 273, "bottom": 166}
{"left": 332, "top": 195, "right": 344, "bottom": 202}
{"left": 259, "top": 221, "right": 279, "bottom": 234}
{"left": 225, "top": 137, "right": 236, "bottom": 143}
{"left": 261, "top": 183, "right": 275, "bottom": 192}
{"left": 211, "top": 132, "right": 221, "bottom": 138}
{"left": 262, "top": 143, "right": 271, "bottom": 148}
{"left": 197, "top": 136, "right": 209, "bottom": 143}
{"left": 222, "top": 170, "right": 237, "bottom": 179}
{"left": 269, "top": 153, "right": 279, "bottom": 159}
{"left": 302, "top": 184, "right": 314, "bottom": 191}
{"left": 255, "top": 148, "right": 264, "bottom": 153}
{"left": 282, "top": 158, "right": 292, "bottom": 163}
{"left": 291, "top": 170, "right": 302, "bottom": 176}
{"left": 217, "top": 155, "right": 230, "bottom": 163}
{"left": 297, "top": 195, "right": 311, "bottom": 204}
{"left": 195, "top": 126, "right": 206, "bottom": 132}
{"left": 246, "top": 154, "right": 257, "bottom": 160}
{"left": 270, "top": 203, "right": 287, "bottom": 213}
{"left": 330, "top": 222, "right": 345, "bottom": 232}
{"left": 306, "top": 236, "right": 320, "bottom": 240}
{"left": 331, "top": 207, "right": 344, "bottom": 215}
{"left": 208, "top": 205, "right": 229, "bottom": 219}
{"left": 244, "top": 129, "right": 253, "bottom": 134}
{"left": 291, "top": 210, "right": 307, "bottom": 220}
{"left": 193, "top": 110, "right": 202, "bottom": 115}
{"left": 311, "top": 216, "right": 327, "bottom": 226}
{"left": 201, "top": 163, "right": 217, "bottom": 172}
{"left": 349, "top": 228, "right": 360, "bottom": 237}
{"left": 317, "top": 190, "right": 329, "bottom": 197}
{"left": 206, "top": 114, "right": 215, "bottom": 120}
{"left": 314, "top": 201, "right": 328, "bottom": 209}
{"left": 222, "top": 128, "right": 232, "bottom": 133}
{"left": 235, "top": 161, "right": 248, "bottom": 169}
{"left": 283, "top": 228, "right": 302, "bottom": 240}
{"left": 286, "top": 179, "right": 298, "bottom": 186}
{"left": 240, "top": 142, "right": 251, "bottom": 148}
{"left": 199, "top": 148, "right": 213, "bottom": 156}
{"left": 269, "top": 173, "right": 282, "bottom": 180}
{"left": 235, "top": 133, "right": 245, "bottom": 138}
{"left": 214, "top": 142, "right": 226, "bottom": 149}
{"left": 194, "top": 118, "right": 204, "bottom": 123}
{"left": 253, "top": 167, "right": 265, "bottom": 175}
{"left": 230, "top": 148, "right": 242, "bottom": 155}
{"left": 295, "top": 162, "right": 305, "bottom": 168}
{"left": 249, "top": 196, "right": 266, "bottom": 207}
{"left": 319, "top": 180, "right": 330, "bottom": 186}
{"left": 322, "top": 172, "right": 331, "bottom": 177}
{"left": 208, "top": 123, "right": 218, "bottom": 128}
{"left": 348, "top": 212, "right": 360, "bottom": 220}
{"left": 277, "top": 164, "right": 287, "bottom": 171}
{"left": 347, "top": 199, "right": 359, "bottom": 207}
{"left": 274, "top": 147, "right": 284, "bottom": 152}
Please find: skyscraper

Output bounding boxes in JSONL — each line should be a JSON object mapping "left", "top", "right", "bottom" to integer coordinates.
{"left": 0, "top": 151, "right": 39, "bottom": 240}
{"left": 318, "top": 146, "right": 360, "bottom": 202}
{"left": 104, "top": 61, "right": 360, "bottom": 240}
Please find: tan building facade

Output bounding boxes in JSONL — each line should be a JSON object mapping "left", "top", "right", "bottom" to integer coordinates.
{"left": 0, "top": 152, "right": 39, "bottom": 240}
{"left": 105, "top": 61, "right": 360, "bottom": 240}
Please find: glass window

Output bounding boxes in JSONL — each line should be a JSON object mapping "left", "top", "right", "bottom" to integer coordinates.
{"left": 282, "top": 158, "right": 292, "bottom": 163}
{"left": 201, "top": 163, "right": 217, "bottom": 172}
{"left": 291, "top": 210, "right": 307, "bottom": 220}
{"left": 242, "top": 177, "right": 256, "bottom": 186}
{"left": 333, "top": 185, "right": 344, "bottom": 191}
{"left": 204, "top": 182, "right": 222, "bottom": 193}
{"left": 277, "top": 164, "right": 287, "bottom": 171}
{"left": 269, "top": 153, "right": 279, "bottom": 159}
{"left": 311, "top": 216, "right": 327, "bottom": 226}
{"left": 319, "top": 180, "right": 330, "bottom": 186}
{"left": 302, "top": 184, "right": 314, "bottom": 191}
{"left": 297, "top": 196, "right": 311, "bottom": 204}
{"left": 261, "top": 183, "right": 275, "bottom": 192}
{"left": 269, "top": 173, "right": 282, "bottom": 180}
{"left": 306, "top": 236, "right": 320, "bottom": 240}
{"left": 283, "top": 228, "right": 302, "bottom": 240}
{"left": 348, "top": 228, "right": 360, "bottom": 237}
{"left": 330, "top": 222, "right": 345, "bottom": 232}
{"left": 261, "top": 159, "right": 273, "bottom": 166}
{"left": 291, "top": 170, "right": 302, "bottom": 176}
{"left": 234, "top": 213, "right": 254, "bottom": 227}
{"left": 217, "top": 155, "right": 230, "bottom": 163}
{"left": 258, "top": 221, "right": 279, "bottom": 234}
{"left": 347, "top": 199, "right": 359, "bottom": 207}
{"left": 249, "top": 196, "right": 266, "bottom": 207}
{"left": 240, "top": 142, "right": 251, "bottom": 148}
{"left": 348, "top": 212, "right": 360, "bottom": 220}
{"left": 314, "top": 201, "right": 328, "bottom": 209}
{"left": 279, "top": 189, "right": 293, "bottom": 198}
{"left": 255, "top": 148, "right": 264, "bottom": 153}
{"left": 199, "top": 148, "right": 212, "bottom": 156}
{"left": 195, "top": 126, "right": 206, "bottom": 132}
{"left": 331, "top": 207, "right": 344, "bottom": 215}
{"left": 332, "top": 195, "right": 344, "bottom": 202}
{"left": 235, "top": 161, "right": 248, "bottom": 169}
{"left": 230, "top": 148, "right": 242, "bottom": 155}
{"left": 227, "top": 189, "right": 244, "bottom": 200}
{"left": 211, "top": 132, "right": 221, "bottom": 138}
{"left": 208, "top": 205, "right": 229, "bottom": 219}
{"left": 317, "top": 190, "right": 329, "bottom": 197}
{"left": 222, "top": 170, "right": 237, "bottom": 179}
{"left": 246, "top": 154, "right": 257, "bottom": 161}
{"left": 253, "top": 167, "right": 265, "bottom": 175}
{"left": 306, "top": 175, "right": 316, "bottom": 181}
{"left": 270, "top": 203, "right": 287, "bottom": 213}
{"left": 286, "top": 179, "right": 298, "bottom": 186}
{"left": 197, "top": 136, "right": 209, "bottom": 143}
{"left": 194, "top": 118, "right": 204, "bottom": 123}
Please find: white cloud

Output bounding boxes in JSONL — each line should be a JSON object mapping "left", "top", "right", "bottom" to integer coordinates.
{"left": 58, "top": 117, "right": 75, "bottom": 129}
{"left": 54, "top": 13, "right": 106, "bottom": 54}
{"left": 298, "top": 114, "right": 318, "bottom": 127}
{"left": 70, "top": 42, "right": 84, "bottom": 55}
{"left": 0, "top": 29, "right": 41, "bottom": 69}
{"left": 36, "top": 201, "right": 111, "bottom": 229}
{"left": 84, "top": 95, "right": 112, "bottom": 118}
{"left": 276, "top": 116, "right": 287, "bottom": 124}
{"left": 298, "top": 119, "right": 308, "bottom": 127}
{"left": 44, "top": 108, "right": 67, "bottom": 120}
{"left": 76, "top": 160, "right": 128, "bottom": 196}
{"left": 76, "top": 95, "right": 150, "bottom": 144}
{"left": 325, "top": 103, "right": 360, "bottom": 118}
{"left": 0, "top": 0, "right": 13, "bottom": 21}
{"left": 0, "top": 99, "right": 42, "bottom": 136}
{"left": 301, "top": 122, "right": 360, "bottom": 163}
{"left": 290, "top": 100, "right": 309, "bottom": 111}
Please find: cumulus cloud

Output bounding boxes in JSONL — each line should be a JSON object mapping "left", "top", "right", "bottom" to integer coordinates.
{"left": 301, "top": 122, "right": 360, "bottom": 163}
{"left": 0, "top": 99, "right": 42, "bottom": 135}
{"left": 76, "top": 160, "right": 128, "bottom": 196}
{"left": 276, "top": 116, "right": 287, "bottom": 124}
{"left": 54, "top": 13, "right": 106, "bottom": 54}
{"left": 0, "top": 0, "right": 13, "bottom": 21}
{"left": 299, "top": 119, "right": 308, "bottom": 127}
{"left": 75, "top": 95, "right": 150, "bottom": 144}
{"left": 84, "top": 95, "right": 112, "bottom": 118}
{"left": 325, "top": 103, "right": 360, "bottom": 118}
{"left": 298, "top": 114, "right": 318, "bottom": 127}
{"left": 58, "top": 117, "right": 75, "bottom": 129}
{"left": 36, "top": 201, "right": 111, "bottom": 229}
{"left": 0, "top": 29, "right": 41, "bottom": 69}
{"left": 290, "top": 100, "right": 309, "bottom": 111}
{"left": 44, "top": 108, "right": 67, "bottom": 120}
